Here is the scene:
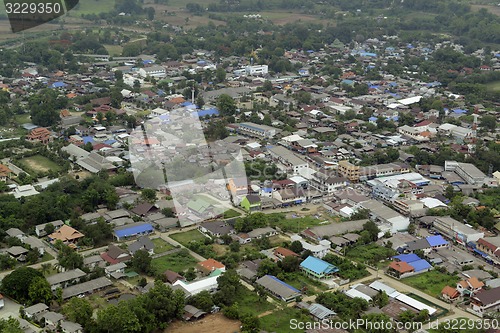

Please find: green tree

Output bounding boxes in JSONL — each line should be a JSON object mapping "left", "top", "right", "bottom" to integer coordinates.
{"left": 216, "top": 94, "right": 237, "bottom": 116}
{"left": 214, "top": 269, "right": 241, "bottom": 306}
{"left": 58, "top": 245, "right": 84, "bottom": 270}
{"left": 289, "top": 240, "right": 303, "bottom": 254}
{"left": 130, "top": 249, "right": 152, "bottom": 275}
{"left": 480, "top": 115, "right": 496, "bottom": 131}
{"left": 215, "top": 68, "right": 226, "bottom": 83}
{"left": 0, "top": 317, "right": 24, "bottom": 333}
{"left": 62, "top": 297, "right": 94, "bottom": 328}
{"left": 241, "top": 314, "right": 260, "bottom": 333}
{"left": 1, "top": 267, "right": 45, "bottom": 304}
{"left": 141, "top": 188, "right": 157, "bottom": 203}
{"left": 187, "top": 290, "right": 214, "bottom": 312}
{"left": 96, "top": 303, "right": 142, "bottom": 333}
{"left": 28, "top": 276, "right": 52, "bottom": 305}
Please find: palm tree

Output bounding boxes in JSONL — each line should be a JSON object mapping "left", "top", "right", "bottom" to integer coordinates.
{"left": 40, "top": 263, "right": 52, "bottom": 276}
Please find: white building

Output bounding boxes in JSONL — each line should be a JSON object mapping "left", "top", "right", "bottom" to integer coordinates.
{"left": 173, "top": 275, "right": 219, "bottom": 297}
{"left": 245, "top": 65, "right": 268, "bottom": 76}
{"left": 139, "top": 65, "right": 166, "bottom": 78}
{"left": 290, "top": 234, "right": 331, "bottom": 259}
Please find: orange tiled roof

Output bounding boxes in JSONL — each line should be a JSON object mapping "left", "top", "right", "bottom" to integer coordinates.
{"left": 198, "top": 258, "right": 225, "bottom": 271}
{"left": 0, "top": 164, "right": 12, "bottom": 177}
{"left": 441, "top": 286, "right": 459, "bottom": 298}
{"left": 389, "top": 261, "right": 414, "bottom": 273}
{"left": 49, "top": 225, "right": 85, "bottom": 242}
{"left": 468, "top": 277, "right": 484, "bottom": 289}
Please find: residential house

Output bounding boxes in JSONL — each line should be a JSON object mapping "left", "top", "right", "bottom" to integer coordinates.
{"left": 470, "top": 286, "right": 500, "bottom": 316}
{"left": 388, "top": 261, "right": 414, "bottom": 278}
{"left": 6, "top": 227, "right": 25, "bottom": 241}
{"left": 255, "top": 275, "right": 301, "bottom": 302}
{"left": 441, "top": 286, "right": 460, "bottom": 302}
{"left": 105, "top": 262, "right": 127, "bottom": 279}
{"left": 199, "top": 221, "right": 233, "bottom": 238}
{"left": 456, "top": 277, "right": 484, "bottom": 296}
{"left": 298, "top": 302, "right": 336, "bottom": 321}
{"left": 83, "top": 254, "right": 105, "bottom": 269}
{"left": 101, "top": 244, "right": 132, "bottom": 264}
{"left": 128, "top": 236, "right": 154, "bottom": 255}
{"left": 46, "top": 269, "right": 86, "bottom": 291}
{"left": 62, "top": 277, "right": 113, "bottom": 300}
{"left": 240, "top": 195, "right": 262, "bottom": 212}
{"left": 291, "top": 234, "right": 331, "bottom": 259}
{"left": 183, "top": 305, "right": 207, "bottom": 321}
{"left": 6, "top": 246, "right": 28, "bottom": 261}
{"left": 197, "top": 258, "right": 226, "bottom": 275}
{"left": 35, "top": 220, "right": 64, "bottom": 237}
{"left": 60, "top": 320, "right": 83, "bottom": 333}
{"left": 23, "top": 303, "right": 49, "bottom": 320}
{"left": 164, "top": 270, "right": 186, "bottom": 284}
{"left": 0, "top": 164, "right": 12, "bottom": 181}
{"left": 300, "top": 256, "right": 339, "bottom": 279}
{"left": 23, "top": 236, "right": 46, "bottom": 256}
{"left": 48, "top": 225, "right": 85, "bottom": 246}
{"left": 43, "top": 311, "right": 64, "bottom": 330}
{"left": 273, "top": 247, "right": 299, "bottom": 261}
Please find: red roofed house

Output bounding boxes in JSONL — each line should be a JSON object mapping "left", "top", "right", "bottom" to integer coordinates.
{"left": 388, "top": 261, "right": 414, "bottom": 278}
{"left": 0, "top": 164, "right": 13, "bottom": 182}
{"left": 273, "top": 247, "right": 299, "bottom": 261}
{"left": 197, "top": 258, "right": 226, "bottom": 275}
{"left": 457, "top": 277, "right": 484, "bottom": 296}
{"left": 27, "top": 128, "right": 52, "bottom": 144}
{"left": 48, "top": 225, "right": 85, "bottom": 246}
{"left": 441, "top": 286, "right": 460, "bottom": 302}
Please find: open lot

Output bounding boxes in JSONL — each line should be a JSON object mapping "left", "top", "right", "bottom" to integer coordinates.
{"left": 485, "top": 80, "right": 500, "bottom": 92}
{"left": 259, "top": 307, "right": 311, "bottom": 333}
{"left": 19, "top": 155, "right": 62, "bottom": 174}
{"left": 71, "top": 0, "right": 115, "bottom": 16}
{"left": 151, "top": 249, "right": 198, "bottom": 273}
{"left": 402, "top": 270, "right": 460, "bottom": 298}
{"left": 166, "top": 313, "right": 240, "bottom": 333}
{"left": 151, "top": 238, "right": 175, "bottom": 254}
{"left": 170, "top": 229, "right": 208, "bottom": 246}
{"left": 237, "top": 287, "right": 276, "bottom": 317}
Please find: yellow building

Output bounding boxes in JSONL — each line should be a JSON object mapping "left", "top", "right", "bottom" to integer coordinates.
{"left": 338, "top": 160, "right": 360, "bottom": 182}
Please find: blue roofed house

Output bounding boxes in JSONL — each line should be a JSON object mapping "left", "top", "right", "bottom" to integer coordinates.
{"left": 392, "top": 253, "right": 432, "bottom": 273}
{"left": 113, "top": 222, "right": 154, "bottom": 241}
{"left": 300, "top": 256, "right": 339, "bottom": 279}
{"left": 426, "top": 235, "right": 448, "bottom": 250}
{"left": 255, "top": 275, "right": 301, "bottom": 302}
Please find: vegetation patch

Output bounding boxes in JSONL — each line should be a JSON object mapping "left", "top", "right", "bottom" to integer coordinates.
{"left": 259, "top": 308, "right": 312, "bottom": 333}
{"left": 151, "top": 238, "right": 175, "bottom": 254}
{"left": 345, "top": 243, "right": 396, "bottom": 266}
{"left": 151, "top": 249, "right": 198, "bottom": 274}
{"left": 236, "top": 287, "right": 275, "bottom": 317}
{"left": 18, "top": 154, "right": 62, "bottom": 174}
{"left": 170, "top": 229, "right": 208, "bottom": 246}
{"left": 402, "top": 271, "right": 461, "bottom": 298}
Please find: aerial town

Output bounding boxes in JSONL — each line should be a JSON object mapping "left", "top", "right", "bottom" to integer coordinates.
{"left": 0, "top": 0, "right": 499, "bottom": 333}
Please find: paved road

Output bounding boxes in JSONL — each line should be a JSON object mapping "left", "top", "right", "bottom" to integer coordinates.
{"left": 0, "top": 298, "right": 41, "bottom": 332}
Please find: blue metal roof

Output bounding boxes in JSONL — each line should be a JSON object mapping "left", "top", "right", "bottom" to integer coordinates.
{"left": 300, "top": 256, "right": 339, "bottom": 275}
{"left": 453, "top": 108, "right": 467, "bottom": 114}
{"left": 408, "top": 259, "right": 431, "bottom": 272}
{"left": 426, "top": 235, "right": 448, "bottom": 247}
{"left": 266, "top": 275, "right": 300, "bottom": 293}
{"left": 83, "top": 136, "right": 94, "bottom": 144}
{"left": 197, "top": 108, "right": 219, "bottom": 117}
{"left": 114, "top": 223, "right": 153, "bottom": 238}
{"left": 51, "top": 81, "right": 66, "bottom": 88}
{"left": 393, "top": 253, "right": 420, "bottom": 263}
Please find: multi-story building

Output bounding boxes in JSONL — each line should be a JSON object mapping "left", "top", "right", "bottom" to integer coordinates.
{"left": 337, "top": 160, "right": 360, "bottom": 182}
{"left": 238, "top": 122, "right": 278, "bottom": 138}
{"left": 138, "top": 65, "right": 166, "bottom": 78}
{"left": 268, "top": 146, "right": 308, "bottom": 175}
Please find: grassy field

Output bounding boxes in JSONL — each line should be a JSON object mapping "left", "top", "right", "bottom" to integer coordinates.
{"left": 104, "top": 44, "right": 123, "bottom": 57}
{"left": 346, "top": 243, "right": 396, "bottom": 267}
{"left": 259, "top": 308, "right": 312, "bottom": 333}
{"left": 485, "top": 81, "right": 500, "bottom": 92}
{"left": 237, "top": 287, "right": 275, "bottom": 317}
{"left": 151, "top": 249, "right": 198, "bottom": 273}
{"left": 70, "top": 0, "right": 115, "bottom": 16}
{"left": 170, "top": 229, "right": 207, "bottom": 246}
{"left": 19, "top": 155, "right": 62, "bottom": 174}
{"left": 151, "top": 238, "right": 175, "bottom": 254}
{"left": 402, "top": 271, "right": 461, "bottom": 298}
{"left": 283, "top": 272, "right": 328, "bottom": 295}
{"left": 269, "top": 215, "right": 325, "bottom": 233}
{"left": 14, "top": 113, "right": 31, "bottom": 124}
{"left": 223, "top": 209, "right": 241, "bottom": 219}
